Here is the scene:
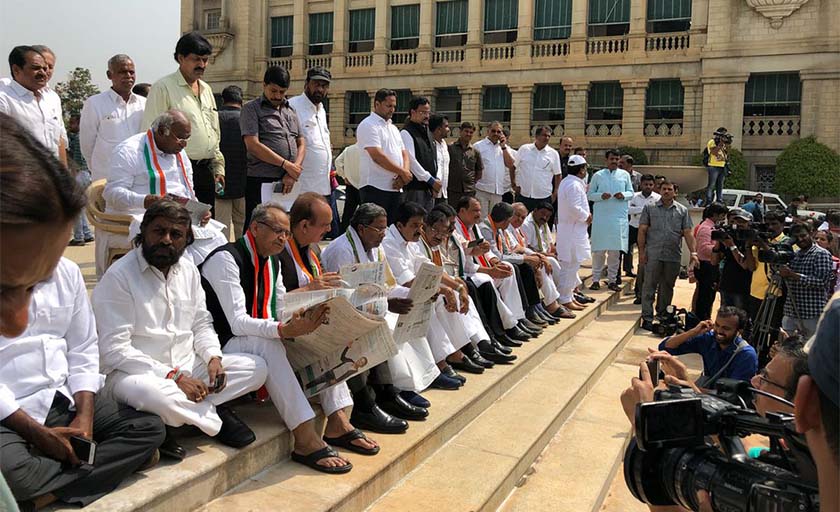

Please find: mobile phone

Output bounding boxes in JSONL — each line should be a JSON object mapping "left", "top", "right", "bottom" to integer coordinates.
{"left": 641, "top": 359, "right": 661, "bottom": 387}
{"left": 70, "top": 436, "right": 96, "bottom": 466}
{"left": 467, "top": 238, "right": 483, "bottom": 248}
{"left": 210, "top": 373, "right": 227, "bottom": 393}
{"left": 273, "top": 181, "right": 286, "bottom": 194}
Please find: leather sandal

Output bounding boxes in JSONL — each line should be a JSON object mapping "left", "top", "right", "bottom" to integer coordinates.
{"left": 291, "top": 445, "right": 353, "bottom": 474}
{"left": 323, "top": 428, "right": 380, "bottom": 456}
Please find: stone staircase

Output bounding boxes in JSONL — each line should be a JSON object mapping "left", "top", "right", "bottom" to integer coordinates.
{"left": 50, "top": 276, "right": 640, "bottom": 512}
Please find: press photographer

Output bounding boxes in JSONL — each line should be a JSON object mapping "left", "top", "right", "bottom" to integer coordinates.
{"left": 711, "top": 209, "right": 755, "bottom": 312}
{"left": 703, "top": 127, "right": 732, "bottom": 204}
{"left": 776, "top": 223, "right": 833, "bottom": 337}
{"left": 692, "top": 202, "right": 729, "bottom": 321}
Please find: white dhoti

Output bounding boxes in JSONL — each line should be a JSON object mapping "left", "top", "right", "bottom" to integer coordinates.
{"left": 432, "top": 295, "right": 477, "bottom": 356}
{"left": 492, "top": 263, "right": 526, "bottom": 328}
{"left": 107, "top": 353, "right": 267, "bottom": 436}
{"left": 382, "top": 310, "right": 440, "bottom": 392}
{"left": 538, "top": 265, "right": 560, "bottom": 304}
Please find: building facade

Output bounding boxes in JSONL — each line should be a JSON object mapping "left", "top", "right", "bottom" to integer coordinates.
{"left": 182, "top": 0, "right": 840, "bottom": 192}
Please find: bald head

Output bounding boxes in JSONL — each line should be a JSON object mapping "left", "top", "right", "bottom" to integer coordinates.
{"left": 151, "top": 110, "right": 191, "bottom": 154}
{"left": 511, "top": 202, "right": 528, "bottom": 228}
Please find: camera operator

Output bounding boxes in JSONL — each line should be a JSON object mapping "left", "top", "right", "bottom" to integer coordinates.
{"left": 711, "top": 208, "right": 754, "bottom": 311}
{"left": 777, "top": 223, "right": 833, "bottom": 337}
{"left": 704, "top": 127, "right": 730, "bottom": 204}
{"left": 744, "top": 211, "right": 789, "bottom": 323}
{"left": 692, "top": 202, "right": 728, "bottom": 320}
{"left": 794, "top": 294, "right": 839, "bottom": 512}
{"left": 657, "top": 306, "right": 758, "bottom": 385}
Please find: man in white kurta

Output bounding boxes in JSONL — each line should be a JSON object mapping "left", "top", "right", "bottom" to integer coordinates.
{"left": 93, "top": 204, "right": 267, "bottom": 452}
{"left": 473, "top": 122, "right": 515, "bottom": 216}
{"left": 431, "top": 115, "right": 451, "bottom": 202}
{"left": 287, "top": 67, "right": 332, "bottom": 204}
{"left": 587, "top": 150, "right": 634, "bottom": 290}
{"left": 101, "top": 110, "right": 228, "bottom": 276}
{"left": 555, "top": 155, "right": 592, "bottom": 306}
{"left": 513, "top": 127, "right": 561, "bottom": 212}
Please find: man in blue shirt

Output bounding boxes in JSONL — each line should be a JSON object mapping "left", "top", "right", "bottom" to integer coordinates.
{"left": 658, "top": 306, "right": 758, "bottom": 383}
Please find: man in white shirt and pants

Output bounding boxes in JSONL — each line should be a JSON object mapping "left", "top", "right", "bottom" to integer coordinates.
{"left": 627, "top": 174, "right": 660, "bottom": 302}
{"left": 79, "top": 54, "right": 146, "bottom": 183}
{"left": 336, "top": 143, "right": 361, "bottom": 231}
{"left": 430, "top": 114, "right": 451, "bottom": 204}
{"left": 473, "top": 121, "right": 515, "bottom": 216}
{"left": 93, "top": 201, "right": 268, "bottom": 460}
{"left": 555, "top": 155, "right": 592, "bottom": 308}
{"left": 288, "top": 67, "right": 332, "bottom": 206}
{"left": 514, "top": 126, "right": 561, "bottom": 215}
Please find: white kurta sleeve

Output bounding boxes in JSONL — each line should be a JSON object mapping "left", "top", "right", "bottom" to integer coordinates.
{"left": 64, "top": 262, "right": 103, "bottom": 395}
{"left": 188, "top": 266, "right": 224, "bottom": 364}
{"left": 103, "top": 142, "right": 147, "bottom": 212}
{"left": 79, "top": 98, "right": 99, "bottom": 165}
{"left": 400, "top": 130, "right": 433, "bottom": 183}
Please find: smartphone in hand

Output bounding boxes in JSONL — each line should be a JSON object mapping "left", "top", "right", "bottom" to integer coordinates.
{"left": 70, "top": 436, "right": 97, "bottom": 466}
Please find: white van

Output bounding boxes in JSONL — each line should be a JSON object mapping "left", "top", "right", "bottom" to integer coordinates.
{"left": 720, "top": 189, "right": 823, "bottom": 220}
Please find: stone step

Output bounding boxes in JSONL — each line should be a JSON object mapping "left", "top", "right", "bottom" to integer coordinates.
{"left": 194, "top": 282, "right": 633, "bottom": 512}
{"left": 364, "top": 301, "right": 640, "bottom": 512}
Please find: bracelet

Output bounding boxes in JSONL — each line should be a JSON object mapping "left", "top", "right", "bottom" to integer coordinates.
{"left": 280, "top": 159, "right": 286, "bottom": 170}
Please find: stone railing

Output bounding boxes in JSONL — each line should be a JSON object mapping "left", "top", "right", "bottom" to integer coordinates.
{"left": 306, "top": 55, "right": 332, "bottom": 69}
{"left": 345, "top": 53, "right": 373, "bottom": 69}
{"left": 645, "top": 32, "right": 691, "bottom": 52}
{"left": 585, "top": 121, "right": 622, "bottom": 137}
{"left": 742, "top": 116, "right": 801, "bottom": 137}
{"left": 585, "top": 36, "right": 628, "bottom": 55}
{"left": 481, "top": 44, "right": 516, "bottom": 61}
{"left": 387, "top": 49, "right": 418, "bottom": 67}
{"left": 644, "top": 119, "right": 684, "bottom": 136}
{"left": 530, "top": 123, "right": 565, "bottom": 137}
{"left": 432, "top": 47, "right": 466, "bottom": 65}
{"left": 268, "top": 57, "right": 293, "bottom": 72}
{"left": 531, "top": 41, "right": 570, "bottom": 59}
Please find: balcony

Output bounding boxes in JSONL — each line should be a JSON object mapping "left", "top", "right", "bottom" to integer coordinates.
{"left": 345, "top": 53, "right": 373, "bottom": 69}
{"left": 432, "top": 47, "right": 465, "bottom": 66}
{"left": 585, "top": 36, "right": 628, "bottom": 55}
{"left": 585, "top": 121, "right": 622, "bottom": 137}
{"left": 530, "top": 123, "right": 565, "bottom": 137}
{"left": 645, "top": 32, "right": 691, "bottom": 53}
{"left": 742, "top": 115, "right": 801, "bottom": 149}
{"left": 481, "top": 44, "right": 516, "bottom": 62}
{"left": 306, "top": 55, "right": 332, "bottom": 69}
{"left": 387, "top": 49, "right": 418, "bottom": 68}
{"left": 267, "top": 57, "right": 293, "bottom": 72}
{"left": 531, "top": 40, "right": 570, "bottom": 59}
{"left": 644, "top": 119, "right": 684, "bottom": 137}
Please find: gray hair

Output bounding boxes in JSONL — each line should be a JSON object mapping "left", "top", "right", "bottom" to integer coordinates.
{"left": 108, "top": 54, "right": 133, "bottom": 71}
{"left": 31, "top": 44, "right": 54, "bottom": 56}
{"left": 250, "top": 201, "right": 287, "bottom": 226}
{"left": 150, "top": 110, "right": 185, "bottom": 136}
{"left": 350, "top": 203, "right": 387, "bottom": 229}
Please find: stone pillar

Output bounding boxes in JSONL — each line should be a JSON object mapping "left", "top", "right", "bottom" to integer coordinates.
{"left": 800, "top": 70, "right": 840, "bottom": 153}
{"left": 628, "top": 0, "right": 648, "bottom": 53}
{"left": 459, "top": 86, "right": 483, "bottom": 127}
{"left": 292, "top": 1, "right": 307, "bottom": 77}
{"left": 515, "top": 0, "right": 534, "bottom": 66}
{"left": 329, "top": 90, "right": 348, "bottom": 149}
{"left": 373, "top": 0, "right": 389, "bottom": 68}
{"left": 418, "top": 0, "right": 434, "bottom": 68}
{"left": 466, "top": 0, "right": 483, "bottom": 62}
{"left": 509, "top": 84, "right": 533, "bottom": 145}
{"left": 563, "top": 82, "right": 589, "bottom": 139}
{"left": 680, "top": 78, "right": 702, "bottom": 142}
{"left": 569, "top": 0, "right": 588, "bottom": 59}
{"left": 700, "top": 75, "right": 748, "bottom": 150}
{"left": 219, "top": 0, "right": 229, "bottom": 29}
{"left": 690, "top": 0, "right": 709, "bottom": 48}
{"left": 332, "top": 0, "right": 348, "bottom": 75}
{"left": 181, "top": 0, "right": 196, "bottom": 33}
{"left": 704, "top": 0, "right": 733, "bottom": 51}
{"left": 620, "top": 80, "right": 647, "bottom": 145}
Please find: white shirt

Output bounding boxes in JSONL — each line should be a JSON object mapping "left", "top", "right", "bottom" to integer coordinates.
{"left": 555, "top": 174, "right": 592, "bottom": 263}
{"left": 520, "top": 213, "right": 554, "bottom": 252}
{"left": 0, "top": 258, "right": 102, "bottom": 424}
{"left": 321, "top": 228, "right": 408, "bottom": 296}
{"left": 514, "top": 143, "right": 561, "bottom": 199}
{"left": 335, "top": 143, "right": 361, "bottom": 188}
{"left": 200, "top": 250, "right": 286, "bottom": 340}
{"left": 628, "top": 190, "right": 662, "bottom": 228}
{"left": 93, "top": 248, "right": 223, "bottom": 378}
{"left": 289, "top": 94, "right": 331, "bottom": 195}
{"left": 357, "top": 112, "right": 406, "bottom": 191}
{"left": 79, "top": 88, "right": 146, "bottom": 182}
{"left": 382, "top": 224, "right": 429, "bottom": 286}
{"left": 473, "top": 138, "right": 514, "bottom": 195}
{"left": 400, "top": 128, "right": 436, "bottom": 183}
{"left": 434, "top": 139, "right": 450, "bottom": 199}
{"left": 0, "top": 79, "right": 65, "bottom": 155}
{"left": 104, "top": 131, "right": 194, "bottom": 214}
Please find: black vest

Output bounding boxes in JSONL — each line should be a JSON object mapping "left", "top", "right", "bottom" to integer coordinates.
{"left": 200, "top": 241, "right": 281, "bottom": 346}
{"left": 403, "top": 121, "right": 437, "bottom": 190}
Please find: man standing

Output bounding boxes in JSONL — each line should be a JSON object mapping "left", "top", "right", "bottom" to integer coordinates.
{"left": 473, "top": 121, "right": 515, "bottom": 216}
{"left": 288, "top": 67, "right": 333, "bottom": 207}
{"left": 143, "top": 32, "right": 225, "bottom": 213}
{"left": 335, "top": 143, "right": 361, "bottom": 231}
{"left": 704, "top": 127, "right": 729, "bottom": 204}
{"left": 79, "top": 54, "right": 146, "bottom": 183}
{"left": 514, "top": 126, "right": 561, "bottom": 213}
{"left": 555, "top": 135, "right": 574, "bottom": 180}
{"left": 400, "top": 96, "right": 440, "bottom": 212}
{"left": 742, "top": 193, "right": 765, "bottom": 224}
{"left": 215, "top": 85, "right": 247, "bottom": 240}
{"left": 447, "top": 121, "right": 483, "bottom": 208}
{"left": 711, "top": 208, "right": 754, "bottom": 311}
{"left": 241, "top": 66, "right": 305, "bottom": 223}
{"left": 356, "top": 89, "right": 411, "bottom": 223}
{"left": 66, "top": 114, "right": 94, "bottom": 246}
{"left": 588, "top": 149, "right": 634, "bottom": 292}
{"left": 778, "top": 224, "right": 833, "bottom": 337}
{"left": 555, "top": 156, "right": 592, "bottom": 311}
{"left": 430, "top": 114, "right": 450, "bottom": 205}
{"left": 637, "top": 179, "right": 698, "bottom": 331}
{"left": 0, "top": 46, "right": 66, "bottom": 163}
{"left": 627, "top": 174, "right": 660, "bottom": 296}
{"left": 620, "top": 154, "right": 641, "bottom": 192}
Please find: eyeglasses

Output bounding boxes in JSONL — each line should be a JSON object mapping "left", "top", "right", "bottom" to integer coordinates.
{"left": 362, "top": 224, "right": 387, "bottom": 235}
{"left": 258, "top": 221, "right": 291, "bottom": 238}
{"left": 755, "top": 368, "right": 786, "bottom": 391}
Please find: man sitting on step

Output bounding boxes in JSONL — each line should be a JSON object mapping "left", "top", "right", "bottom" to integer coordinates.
{"left": 200, "top": 201, "right": 366, "bottom": 473}
{"left": 93, "top": 201, "right": 268, "bottom": 461}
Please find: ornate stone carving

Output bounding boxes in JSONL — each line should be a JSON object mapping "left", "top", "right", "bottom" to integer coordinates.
{"left": 745, "top": 0, "right": 810, "bottom": 29}
{"left": 204, "top": 31, "right": 234, "bottom": 63}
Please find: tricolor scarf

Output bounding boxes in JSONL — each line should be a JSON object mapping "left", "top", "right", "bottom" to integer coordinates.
{"left": 457, "top": 217, "right": 489, "bottom": 267}
{"left": 346, "top": 228, "right": 383, "bottom": 264}
{"left": 240, "top": 231, "right": 277, "bottom": 320}
{"left": 288, "top": 237, "right": 322, "bottom": 283}
{"left": 533, "top": 219, "right": 551, "bottom": 252}
{"left": 143, "top": 129, "right": 192, "bottom": 197}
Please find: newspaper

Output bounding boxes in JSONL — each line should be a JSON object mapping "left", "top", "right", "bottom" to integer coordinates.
{"left": 340, "top": 261, "right": 386, "bottom": 288}
{"left": 164, "top": 194, "right": 211, "bottom": 225}
{"left": 393, "top": 262, "right": 443, "bottom": 343}
{"left": 283, "top": 296, "right": 397, "bottom": 397}
{"left": 279, "top": 288, "right": 352, "bottom": 323}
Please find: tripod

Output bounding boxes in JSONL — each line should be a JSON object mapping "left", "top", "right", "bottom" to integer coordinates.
{"left": 752, "top": 268, "right": 804, "bottom": 367}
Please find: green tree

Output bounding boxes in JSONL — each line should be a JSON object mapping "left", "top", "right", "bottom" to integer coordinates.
{"left": 774, "top": 136, "right": 840, "bottom": 198}
{"left": 690, "top": 147, "right": 748, "bottom": 190}
{"left": 55, "top": 67, "right": 99, "bottom": 119}
{"left": 617, "top": 146, "right": 649, "bottom": 165}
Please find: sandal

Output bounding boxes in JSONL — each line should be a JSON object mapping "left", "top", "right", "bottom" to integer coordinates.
{"left": 324, "top": 428, "right": 381, "bottom": 456}
{"left": 291, "top": 445, "right": 353, "bottom": 474}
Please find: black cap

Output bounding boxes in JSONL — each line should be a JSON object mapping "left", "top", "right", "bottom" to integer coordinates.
{"left": 306, "top": 66, "right": 331, "bottom": 83}
{"left": 807, "top": 296, "right": 839, "bottom": 408}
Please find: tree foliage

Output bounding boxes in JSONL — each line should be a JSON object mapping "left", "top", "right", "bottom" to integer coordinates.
{"left": 774, "top": 136, "right": 840, "bottom": 198}
{"left": 689, "top": 147, "right": 748, "bottom": 190}
{"left": 55, "top": 67, "right": 99, "bottom": 119}
{"left": 617, "top": 146, "right": 649, "bottom": 165}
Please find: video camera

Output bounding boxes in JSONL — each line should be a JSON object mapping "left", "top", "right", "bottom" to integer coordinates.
{"left": 713, "top": 130, "right": 734, "bottom": 145}
{"left": 710, "top": 225, "right": 754, "bottom": 243}
{"left": 757, "top": 243, "right": 796, "bottom": 265}
{"left": 652, "top": 305, "right": 692, "bottom": 337}
{"left": 624, "top": 382, "right": 819, "bottom": 511}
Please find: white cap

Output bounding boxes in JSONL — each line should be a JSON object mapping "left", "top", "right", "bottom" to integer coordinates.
{"left": 568, "top": 155, "right": 587, "bottom": 166}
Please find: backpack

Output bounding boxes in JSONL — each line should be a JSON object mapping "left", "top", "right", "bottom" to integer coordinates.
{"left": 702, "top": 147, "right": 710, "bottom": 166}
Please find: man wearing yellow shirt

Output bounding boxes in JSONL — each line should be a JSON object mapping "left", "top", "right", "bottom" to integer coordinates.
{"left": 745, "top": 211, "right": 789, "bottom": 354}
{"left": 703, "top": 127, "right": 730, "bottom": 204}
{"left": 142, "top": 32, "right": 225, "bottom": 212}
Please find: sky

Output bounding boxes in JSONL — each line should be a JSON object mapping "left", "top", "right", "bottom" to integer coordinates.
{"left": 0, "top": 0, "right": 181, "bottom": 91}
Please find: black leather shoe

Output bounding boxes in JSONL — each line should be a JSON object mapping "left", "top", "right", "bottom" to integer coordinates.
{"left": 574, "top": 292, "right": 596, "bottom": 304}
{"left": 159, "top": 428, "right": 187, "bottom": 460}
{"left": 377, "top": 394, "right": 429, "bottom": 421}
{"left": 625, "top": 271, "right": 637, "bottom": 278}
{"left": 526, "top": 310, "right": 548, "bottom": 326}
{"left": 640, "top": 320, "right": 655, "bottom": 332}
{"left": 463, "top": 344, "right": 495, "bottom": 368}
{"left": 478, "top": 340, "right": 517, "bottom": 363}
{"left": 441, "top": 364, "right": 467, "bottom": 384}
{"left": 214, "top": 406, "right": 256, "bottom": 448}
{"left": 535, "top": 305, "right": 558, "bottom": 324}
{"left": 499, "top": 333, "right": 523, "bottom": 347}
{"left": 517, "top": 321, "right": 541, "bottom": 337}
{"left": 506, "top": 327, "right": 530, "bottom": 342}
{"left": 608, "top": 282, "right": 621, "bottom": 292}
{"left": 589, "top": 282, "right": 601, "bottom": 291}
{"left": 633, "top": 297, "right": 642, "bottom": 305}
{"left": 351, "top": 404, "right": 409, "bottom": 434}
{"left": 491, "top": 338, "right": 513, "bottom": 354}
{"left": 519, "top": 318, "right": 544, "bottom": 332}
{"left": 448, "top": 355, "right": 485, "bottom": 374}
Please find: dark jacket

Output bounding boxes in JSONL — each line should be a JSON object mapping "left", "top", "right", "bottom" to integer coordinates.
{"left": 218, "top": 105, "right": 247, "bottom": 198}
